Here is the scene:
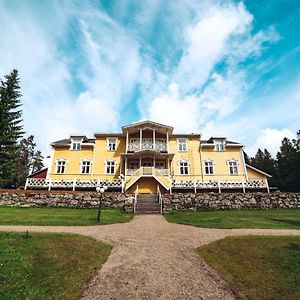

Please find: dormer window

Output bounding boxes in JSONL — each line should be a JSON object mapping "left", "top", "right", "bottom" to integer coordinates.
{"left": 107, "top": 138, "right": 117, "bottom": 151}
{"left": 177, "top": 138, "right": 188, "bottom": 152}
{"left": 71, "top": 141, "right": 81, "bottom": 150}
{"left": 214, "top": 140, "right": 225, "bottom": 151}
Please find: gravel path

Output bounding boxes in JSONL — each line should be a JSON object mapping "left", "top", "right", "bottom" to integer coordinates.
{"left": 1, "top": 215, "right": 300, "bottom": 300}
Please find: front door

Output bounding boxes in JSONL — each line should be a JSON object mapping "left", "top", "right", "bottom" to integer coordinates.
{"left": 142, "top": 160, "right": 153, "bottom": 167}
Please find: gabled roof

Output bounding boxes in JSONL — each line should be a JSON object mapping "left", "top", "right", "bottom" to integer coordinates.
{"left": 122, "top": 120, "right": 174, "bottom": 134}
{"left": 27, "top": 168, "right": 48, "bottom": 178}
{"left": 201, "top": 139, "right": 243, "bottom": 146}
{"left": 246, "top": 164, "right": 272, "bottom": 177}
{"left": 51, "top": 138, "right": 95, "bottom": 146}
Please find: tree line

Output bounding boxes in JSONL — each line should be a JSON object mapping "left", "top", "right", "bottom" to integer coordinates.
{"left": 0, "top": 70, "right": 44, "bottom": 188}
{"left": 245, "top": 132, "right": 300, "bottom": 192}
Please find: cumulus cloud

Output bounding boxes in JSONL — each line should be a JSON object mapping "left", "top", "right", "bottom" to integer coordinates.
{"left": 148, "top": 83, "right": 201, "bottom": 132}
{"left": 249, "top": 128, "right": 296, "bottom": 157}
{"left": 176, "top": 2, "right": 252, "bottom": 91}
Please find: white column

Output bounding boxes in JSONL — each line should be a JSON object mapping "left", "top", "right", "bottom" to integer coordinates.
{"left": 242, "top": 180, "right": 245, "bottom": 193}
{"left": 48, "top": 178, "right": 52, "bottom": 191}
{"left": 265, "top": 178, "right": 270, "bottom": 193}
{"left": 140, "top": 128, "right": 143, "bottom": 150}
{"left": 166, "top": 131, "right": 169, "bottom": 152}
{"left": 153, "top": 155, "right": 155, "bottom": 167}
{"left": 139, "top": 155, "right": 142, "bottom": 168}
{"left": 125, "top": 157, "right": 127, "bottom": 177}
{"left": 24, "top": 178, "right": 29, "bottom": 190}
{"left": 217, "top": 180, "right": 221, "bottom": 193}
{"left": 126, "top": 131, "right": 129, "bottom": 153}
{"left": 73, "top": 179, "right": 76, "bottom": 191}
{"left": 153, "top": 129, "right": 156, "bottom": 151}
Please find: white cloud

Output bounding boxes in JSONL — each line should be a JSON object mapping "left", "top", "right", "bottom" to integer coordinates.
{"left": 148, "top": 83, "right": 201, "bottom": 132}
{"left": 249, "top": 128, "right": 296, "bottom": 157}
{"left": 176, "top": 2, "right": 252, "bottom": 91}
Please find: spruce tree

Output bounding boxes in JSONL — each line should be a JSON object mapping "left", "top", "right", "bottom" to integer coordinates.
{"left": 0, "top": 70, "right": 24, "bottom": 188}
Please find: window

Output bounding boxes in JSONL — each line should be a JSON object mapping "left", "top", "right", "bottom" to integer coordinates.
{"left": 106, "top": 160, "right": 115, "bottom": 174}
{"left": 81, "top": 160, "right": 91, "bottom": 174}
{"left": 214, "top": 140, "right": 225, "bottom": 151}
{"left": 71, "top": 141, "right": 81, "bottom": 150}
{"left": 204, "top": 161, "right": 214, "bottom": 175}
{"left": 56, "top": 160, "right": 66, "bottom": 174}
{"left": 107, "top": 138, "right": 117, "bottom": 151}
{"left": 177, "top": 138, "right": 187, "bottom": 152}
{"left": 228, "top": 160, "right": 238, "bottom": 175}
{"left": 129, "top": 161, "right": 139, "bottom": 169}
{"left": 179, "top": 161, "right": 189, "bottom": 175}
{"left": 155, "top": 161, "right": 165, "bottom": 169}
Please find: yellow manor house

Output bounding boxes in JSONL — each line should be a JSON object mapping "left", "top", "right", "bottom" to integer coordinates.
{"left": 26, "top": 120, "right": 271, "bottom": 193}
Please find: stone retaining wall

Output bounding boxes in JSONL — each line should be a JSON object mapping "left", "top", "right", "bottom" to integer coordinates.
{"left": 1, "top": 190, "right": 300, "bottom": 213}
{"left": 162, "top": 192, "right": 300, "bottom": 212}
{"left": 0, "top": 190, "right": 135, "bottom": 212}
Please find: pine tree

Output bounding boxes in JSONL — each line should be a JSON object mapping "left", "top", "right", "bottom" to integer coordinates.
{"left": 276, "top": 135, "right": 300, "bottom": 192}
{"left": 32, "top": 150, "right": 44, "bottom": 173}
{"left": 250, "top": 148, "right": 277, "bottom": 187}
{"left": 0, "top": 70, "right": 24, "bottom": 188}
{"left": 16, "top": 135, "right": 44, "bottom": 187}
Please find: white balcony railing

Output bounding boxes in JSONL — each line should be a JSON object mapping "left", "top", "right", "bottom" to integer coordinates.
{"left": 126, "top": 168, "right": 169, "bottom": 176}
{"left": 128, "top": 142, "right": 167, "bottom": 152}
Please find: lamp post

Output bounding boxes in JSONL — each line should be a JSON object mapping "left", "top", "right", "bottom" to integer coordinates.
{"left": 96, "top": 185, "right": 108, "bottom": 223}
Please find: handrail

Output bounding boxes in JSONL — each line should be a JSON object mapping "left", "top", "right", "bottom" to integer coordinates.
{"left": 157, "top": 185, "right": 163, "bottom": 214}
{"left": 134, "top": 184, "right": 139, "bottom": 213}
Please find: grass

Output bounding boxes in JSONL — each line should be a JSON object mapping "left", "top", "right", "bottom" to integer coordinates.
{"left": 0, "top": 206, "right": 133, "bottom": 226}
{"left": 198, "top": 235, "right": 300, "bottom": 299}
{"left": 0, "top": 231, "right": 111, "bottom": 300}
{"left": 165, "top": 209, "right": 300, "bottom": 229}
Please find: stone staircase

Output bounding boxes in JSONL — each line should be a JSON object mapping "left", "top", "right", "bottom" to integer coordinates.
{"left": 135, "top": 194, "right": 160, "bottom": 214}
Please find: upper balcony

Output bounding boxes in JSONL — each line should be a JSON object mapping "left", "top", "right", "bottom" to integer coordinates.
{"left": 128, "top": 140, "right": 167, "bottom": 152}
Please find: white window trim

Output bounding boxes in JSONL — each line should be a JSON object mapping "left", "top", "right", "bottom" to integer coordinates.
{"left": 105, "top": 159, "right": 116, "bottom": 175}
{"left": 70, "top": 138, "right": 83, "bottom": 151}
{"left": 178, "top": 160, "right": 190, "bottom": 175}
{"left": 204, "top": 160, "right": 214, "bottom": 175}
{"left": 214, "top": 140, "right": 226, "bottom": 152}
{"left": 177, "top": 138, "right": 188, "bottom": 152}
{"left": 55, "top": 159, "right": 67, "bottom": 174}
{"left": 80, "top": 159, "right": 92, "bottom": 174}
{"left": 106, "top": 137, "right": 118, "bottom": 151}
{"left": 227, "top": 159, "right": 239, "bottom": 175}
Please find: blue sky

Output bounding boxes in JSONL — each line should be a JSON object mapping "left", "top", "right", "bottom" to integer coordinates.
{"left": 0, "top": 0, "right": 299, "bottom": 161}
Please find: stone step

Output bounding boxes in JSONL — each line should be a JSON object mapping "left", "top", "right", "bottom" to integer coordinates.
{"left": 136, "top": 204, "right": 160, "bottom": 209}
{"left": 137, "top": 199, "right": 158, "bottom": 204}
{"left": 135, "top": 210, "right": 160, "bottom": 214}
{"left": 137, "top": 194, "right": 157, "bottom": 200}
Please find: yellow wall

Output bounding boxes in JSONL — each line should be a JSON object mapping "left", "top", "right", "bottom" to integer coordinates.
{"left": 49, "top": 146, "right": 94, "bottom": 179}
{"left": 201, "top": 147, "right": 246, "bottom": 180}
{"left": 246, "top": 166, "right": 266, "bottom": 180}
{"left": 91, "top": 137, "right": 126, "bottom": 180}
{"left": 128, "top": 177, "right": 166, "bottom": 194}
{"left": 48, "top": 127, "right": 263, "bottom": 187}
{"left": 169, "top": 136, "right": 202, "bottom": 181}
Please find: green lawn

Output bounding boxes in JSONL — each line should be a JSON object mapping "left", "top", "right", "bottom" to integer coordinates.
{"left": 0, "top": 232, "right": 111, "bottom": 300}
{"left": 165, "top": 209, "right": 300, "bottom": 229}
{"left": 198, "top": 235, "right": 300, "bottom": 299}
{"left": 0, "top": 206, "right": 133, "bottom": 226}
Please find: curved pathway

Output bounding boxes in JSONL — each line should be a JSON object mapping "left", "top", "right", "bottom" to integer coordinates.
{"left": 1, "top": 215, "right": 300, "bottom": 299}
